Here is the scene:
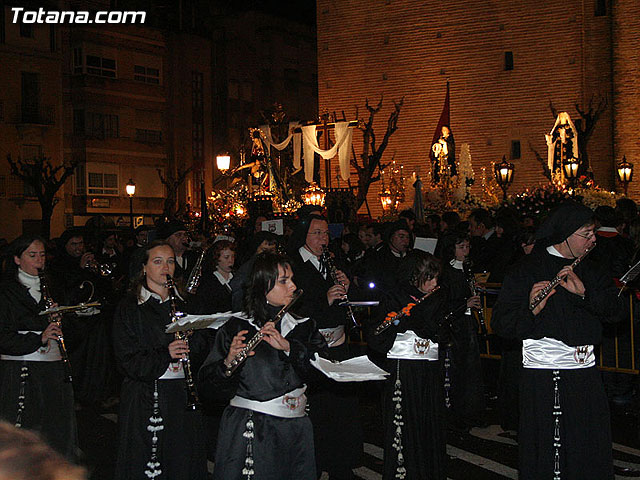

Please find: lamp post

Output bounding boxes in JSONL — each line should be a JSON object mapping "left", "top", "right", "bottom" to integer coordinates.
{"left": 617, "top": 156, "right": 634, "bottom": 196}
{"left": 125, "top": 179, "right": 136, "bottom": 231}
{"left": 493, "top": 156, "right": 515, "bottom": 201}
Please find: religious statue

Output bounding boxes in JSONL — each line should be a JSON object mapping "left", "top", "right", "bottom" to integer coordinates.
{"left": 545, "top": 112, "right": 579, "bottom": 177}
{"left": 430, "top": 125, "right": 457, "bottom": 184}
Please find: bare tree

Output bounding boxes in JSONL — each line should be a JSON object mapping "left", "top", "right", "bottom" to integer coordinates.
{"left": 157, "top": 165, "right": 193, "bottom": 220}
{"left": 7, "top": 154, "right": 79, "bottom": 239}
{"left": 351, "top": 96, "right": 404, "bottom": 211}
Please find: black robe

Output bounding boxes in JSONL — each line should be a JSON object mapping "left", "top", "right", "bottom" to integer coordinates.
{"left": 491, "top": 248, "right": 623, "bottom": 480}
{"left": 290, "top": 251, "right": 364, "bottom": 477}
{"left": 193, "top": 271, "right": 233, "bottom": 314}
{"left": 198, "top": 311, "right": 326, "bottom": 480}
{"left": 440, "top": 262, "right": 485, "bottom": 423}
{"left": 366, "top": 283, "right": 447, "bottom": 480}
{"left": 112, "top": 294, "right": 208, "bottom": 480}
{"left": 0, "top": 278, "right": 78, "bottom": 459}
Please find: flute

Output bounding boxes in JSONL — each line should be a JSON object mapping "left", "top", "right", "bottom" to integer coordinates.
{"left": 529, "top": 246, "right": 592, "bottom": 311}
{"left": 373, "top": 286, "right": 440, "bottom": 335}
{"left": 224, "top": 289, "right": 303, "bottom": 377}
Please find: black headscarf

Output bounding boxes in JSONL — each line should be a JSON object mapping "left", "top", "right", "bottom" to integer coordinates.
{"left": 535, "top": 201, "right": 594, "bottom": 247}
{"left": 287, "top": 214, "right": 327, "bottom": 254}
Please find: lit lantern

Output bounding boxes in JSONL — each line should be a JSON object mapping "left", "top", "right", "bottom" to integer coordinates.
{"left": 125, "top": 179, "right": 136, "bottom": 197}
{"left": 216, "top": 153, "right": 231, "bottom": 173}
{"left": 303, "top": 183, "right": 325, "bottom": 206}
{"left": 493, "top": 156, "right": 514, "bottom": 201}
{"left": 562, "top": 157, "right": 580, "bottom": 181}
{"left": 616, "top": 156, "right": 634, "bottom": 196}
{"left": 379, "top": 188, "right": 393, "bottom": 211}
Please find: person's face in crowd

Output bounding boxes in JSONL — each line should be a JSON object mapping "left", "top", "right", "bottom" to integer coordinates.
{"left": 254, "top": 216, "right": 267, "bottom": 233}
{"left": 136, "top": 230, "right": 148, "bottom": 246}
{"left": 442, "top": 126, "right": 450, "bottom": 138}
{"left": 359, "top": 227, "right": 373, "bottom": 248}
{"left": 144, "top": 245, "right": 175, "bottom": 293}
{"left": 419, "top": 275, "right": 438, "bottom": 294}
{"left": 566, "top": 224, "right": 597, "bottom": 257}
{"left": 14, "top": 240, "right": 46, "bottom": 275}
{"left": 167, "top": 230, "right": 189, "bottom": 255}
{"left": 305, "top": 219, "right": 329, "bottom": 257}
{"left": 104, "top": 234, "right": 117, "bottom": 249}
{"left": 495, "top": 225, "right": 504, "bottom": 238}
{"left": 389, "top": 229, "right": 411, "bottom": 254}
{"left": 468, "top": 217, "right": 485, "bottom": 237}
{"left": 266, "top": 264, "right": 297, "bottom": 307}
{"left": 454, "top": 240, "right": 470, "bottom": 261}
{"left": 256, "top": 239, "right": 277, "bottom": 255}
{"left": 440, "top": 221, "right": 448, "bottom": 233}
{"left": 371, "top": 230, "right": 382, "bottom": 246}
{"left": 217, "top": 248, "right": 235, "bottom": 274}
{"left": 65, "top": 236, "right": 85, "bottom": 258}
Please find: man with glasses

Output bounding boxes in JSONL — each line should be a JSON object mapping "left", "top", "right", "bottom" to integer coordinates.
{"left": 288, "top": 214, "right": 363, "bottom": 480}
{"left": 492, "top": 202, "right": 623, "bottom": 480}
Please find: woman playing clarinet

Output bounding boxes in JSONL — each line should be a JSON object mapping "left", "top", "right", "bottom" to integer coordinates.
{"left": 199, "top": 251, "right": 326, "bottom": 480}
{"left": 113, "top": 240, "right": 207, "bottom": 480}
{"left": 366, "top": 250, "right": 447, "bottom": 480}
{"left": 0, "top": 234, "right": 78, "bottom": 459}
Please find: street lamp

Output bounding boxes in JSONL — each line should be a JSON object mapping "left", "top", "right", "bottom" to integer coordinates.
{"left": 617, "top": 156, "right": 634, "bottom": 196}
{"left": 125, "top": 178, "right": 136, "bottom": 231}
{"left": 493, "top": 156, "right": 515, "bottom": 201}
{"left": 216, "top": 153, "right": 231, "bottom": 173}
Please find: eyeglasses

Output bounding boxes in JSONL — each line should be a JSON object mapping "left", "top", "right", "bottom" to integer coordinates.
{"left": 308, "top": 230, "right": 329, "bottom": 236}
{"left": 573, "top": 231, "right": 596, "bottom": 240}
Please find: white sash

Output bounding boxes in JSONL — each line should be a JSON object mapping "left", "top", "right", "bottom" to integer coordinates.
{"left": 230, "top": 385, "right": 307, "bottom": 418}
{"left": 158, "top": 361, "right": 185, "bottom": 380}
{"left": 522, "top": 337, "right": 594, "bottom": 369}
{"left": 0, "top": 331, "right": 61, "bottom": 362}
{"left": 318, "top": 326, "right": 346, "bottom": 348}
{"left": 387, "top": 330, "right": 439, "bottom": 361}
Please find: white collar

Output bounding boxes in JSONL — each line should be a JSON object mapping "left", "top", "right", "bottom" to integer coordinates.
{"left": 137, "top": 285, "right": 181, "bottom": 305}
{"left": 390, "top": 248, "right": 405, "bottom": 258}
{"left": 214, "top": 270, "right": 233, "bottom": 286}
{"left": 299, "top": 245, "right": 318, "bottom": 264}
{"left": 18, "top": 269, "right": 40, "bottom": 288}
{"left": 450, "top": 259, "right": 464, "bottom": 270}
{"left": 546, "top": 245, "right": 568, "bottom": 259}
{"left": 483, "top": 229, "right": 495, "bottom": 240}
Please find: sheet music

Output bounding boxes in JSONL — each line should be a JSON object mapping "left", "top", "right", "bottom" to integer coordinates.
{"left": 165, "top": 311, "right": 238, "bottom": 334}
{"left": 310, "top": 353, "right": 389, "bottom": 382}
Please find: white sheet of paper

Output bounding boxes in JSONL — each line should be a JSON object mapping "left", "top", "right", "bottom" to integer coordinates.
{"left": 413, "top": 237, "right": 438, "bottom": 254}
{"left": 165, "top": 311, "right": 238, "bottom": 334}
{"left": 311, "top": 353, "right": 389, "bottom": 382}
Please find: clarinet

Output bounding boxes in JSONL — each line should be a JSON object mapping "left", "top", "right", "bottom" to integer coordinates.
{"left": 463, "top": 259, "right": 488, "bottom": 336}
{"left": 224, "top": 289, "right": 303, "bottom": 377}
{"left": 185, "top": 246, "right": 209, "bottom": 294}
{"left": 37, "top": 269, "right": 73, "bottom": 383}
{"left": 320, "top": 246, "right": 358, "bottom": 328}
{"left": 165, "top": 274, "right": 200, "bottom": 410}
{"left": 373, "top": 286, "right": 440, "bottom": 335}
{"left": 529, "top": 246, "right": 593, "bottom": 311}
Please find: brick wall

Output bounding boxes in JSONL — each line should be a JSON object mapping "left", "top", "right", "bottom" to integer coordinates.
{"left": 317, "top": 0, "right": 618, "bottom": 216}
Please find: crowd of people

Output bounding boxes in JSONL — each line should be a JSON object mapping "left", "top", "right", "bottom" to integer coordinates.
{"left": 0, "top": 197, "right": 639, "bottom": 480}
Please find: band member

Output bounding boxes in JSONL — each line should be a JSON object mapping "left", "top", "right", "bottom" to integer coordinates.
{"left": 492, "top": 202, "right": 623, "bottom": 480}
{"left": 439, "top": 232, "right": 485, "bottom": 430}
{"left": 366, "top": 251, "right": 447, "bottom": 480}
{"left": 113, "top": 241, "right": 207, "bottom": 480}
{"left": 199, "top": 252, "right": 326, "bottom": 479}
{"left": 288, "top": 214, "right": 363, "bottom": 479}
{"left": 157, "top": 220, "right": 196, "bottom": 283}
{"left": 0, "top": 235, "right": 78, "bottom": 459}
{"left": 193, "top": 240, "right": 236, "bottom": 314}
